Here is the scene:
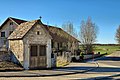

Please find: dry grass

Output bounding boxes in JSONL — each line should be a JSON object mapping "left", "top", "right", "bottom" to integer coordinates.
{"left": 0, "top": 61, "right": 23, "bottom": 71}
{"left": 56, "top": 57, "right": 70, "bottom": 67}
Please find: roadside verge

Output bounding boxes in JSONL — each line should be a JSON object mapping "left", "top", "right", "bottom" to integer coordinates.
{"left": 0, "top": 61, "right": 99, "bottom": 77}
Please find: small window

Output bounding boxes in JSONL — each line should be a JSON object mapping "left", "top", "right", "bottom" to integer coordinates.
{"left": 30, "top": 45, "right": 37, "bottom": 56}
{"left": 51, "top": 41, "right": 54, "bottom": 48}
{"left": 37, "top": 31, "right": 40, "bottom": 35}
{"left": 39, "top": 45, "right": 46, "bottom": 56}
{"left": 1, "top": 32, "right": 5, "bottom": 37}
{"left": 10, "top": 22, "right": 13, "bottom": 25}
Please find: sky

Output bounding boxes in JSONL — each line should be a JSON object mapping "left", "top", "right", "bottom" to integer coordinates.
{"left": 0, "top": 0, "right": 120, "bottom": 44}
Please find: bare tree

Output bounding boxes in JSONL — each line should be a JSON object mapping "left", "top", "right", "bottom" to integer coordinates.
{"left": 80, "top": 17, "right": 98, "bottom": 54}
{"left": 115, "top": 25, "right": 120, "bottom": 44}
{"left": 62, "top": 21, "right": 78, "bottom": 38}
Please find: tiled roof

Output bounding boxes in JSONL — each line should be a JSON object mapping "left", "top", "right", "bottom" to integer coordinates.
{"left": 0, "top": 17, "right": 27, "bottom": 30}
{"left": 44, "top": 25, "right": 79, "bottom": 42}
{"left": 8, "top": 20, "right": 38, "bottom": 40}
{"left": 8, "top": 19, "right": 79, "bottom": 42}
{"left": 10, "top": 17, "right": 27, "bottom": 25}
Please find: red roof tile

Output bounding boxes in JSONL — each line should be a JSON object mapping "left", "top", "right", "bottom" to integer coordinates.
{"left": 10, "top": 17, "right": 27, "bottom": 25}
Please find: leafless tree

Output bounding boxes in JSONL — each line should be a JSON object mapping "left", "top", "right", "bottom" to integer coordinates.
{"left": 115, "top": 25, "right": 120, "bottom": 44}
{"left": 80, "top": 17, "right": 98, "bottom": 54}
{"left": 62, "top": 21, "right": 78, "bottom": 38}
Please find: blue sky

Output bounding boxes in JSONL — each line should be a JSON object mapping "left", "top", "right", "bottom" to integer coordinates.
{"left": 0, "top": 0, "right": 120, "bottom": 44}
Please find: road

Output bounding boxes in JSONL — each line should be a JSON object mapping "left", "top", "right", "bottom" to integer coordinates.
{"left": 53, "top": 51, "right": 120, "bottom": 80}
{"left": 0, "top": 51, "right": 120, "bottom": 80}
{"left": 79, "top": 51, "right": 120, "bottom": 80}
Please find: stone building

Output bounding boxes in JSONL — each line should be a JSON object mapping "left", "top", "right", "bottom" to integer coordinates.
{"left": 0, "top": 17, "right": 26, "bottom": 50}
{"left": 0, "top": 17, "right": 79, "bottom": 69}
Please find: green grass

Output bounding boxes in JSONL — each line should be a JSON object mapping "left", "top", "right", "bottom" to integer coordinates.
{"left": 94, "top": 45, "right": 120, "bottom": 54}
{"left": 80, "top": 45, "right": 120, "bottom": 55}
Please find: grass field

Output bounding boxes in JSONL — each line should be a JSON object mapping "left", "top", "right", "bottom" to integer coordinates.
{"left": 94, "top": 45, "right": 120, "bottom": 54}
{"left": 80, "top": 45, "right": 120, "bottom": 55}
{"left": 58, "top": 45, "right": 120, "bottom": 67}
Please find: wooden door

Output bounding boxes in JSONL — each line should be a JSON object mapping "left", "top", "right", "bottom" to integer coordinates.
{"left": 37, "top": 45, "right": 46, "bottom": 67}
{"left": 30, "top": 45, "right": 46, "bottom": 69}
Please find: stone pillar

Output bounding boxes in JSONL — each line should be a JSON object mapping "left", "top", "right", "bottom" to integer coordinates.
{"left": 46, "top": 39, "right": 52, "bottom": 68}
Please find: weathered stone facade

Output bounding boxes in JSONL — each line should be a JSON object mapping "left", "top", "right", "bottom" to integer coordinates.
{"left": 9, "top": 23, "right": 52, "bottom": 69}
{"left": 0, "top": 17, "right": 26, "bottom": 54}
{"left": 0, "top": 20, "right": 18, "bottom": 49}
{"left": 24, "top": 24, "right": 49, "bottom": 44}
{"left": 23, "top": 24, "right": 52, "bottom": 69}
{"left": 9, "top": 40, "right": 24, "bottom": 64}
{"left": 7, "top": 18, "right": 79, "bottom": 70}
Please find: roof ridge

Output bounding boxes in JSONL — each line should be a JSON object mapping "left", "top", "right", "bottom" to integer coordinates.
{"left": 19, "top": 19, "right": 38, "bottom": 25}
{"left": 0, "top": 17, "right": 27, "bottom": 30}
{"left": 43, "top": 24, "right": 79, "bottom": 42}
{"left": 9, "top": 17, "right": 27, "bottom": 22}
{"left": 8, "top": 19, "right": 38, "bottom": 40}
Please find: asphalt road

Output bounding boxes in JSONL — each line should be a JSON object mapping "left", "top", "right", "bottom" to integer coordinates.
{"left": 97, "top": 51, "right": 120, "bottom": 67}
{"left": 82, "top": 51, "right": 120, "bottom": 80}
{"left": 55, "top": 51, "right": 120, "bottom": 80}
{"left": 0, "top": 51, "right": 120, "bottom": 80}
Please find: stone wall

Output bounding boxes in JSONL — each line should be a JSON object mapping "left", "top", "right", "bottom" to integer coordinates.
{"left": 9, "top": 40, "right": 24, "bottom": 65}
{"left": 56, "top": 51, "right": 71, "bottom": 67}
{"left": 23, "top": 24, "right": 52, "bottom": 69}
{"left": 0, "top": 20, "right": 18, "bottom": 48}
{"left": 24, "top": 24, "right": 50, "bottom": 44}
